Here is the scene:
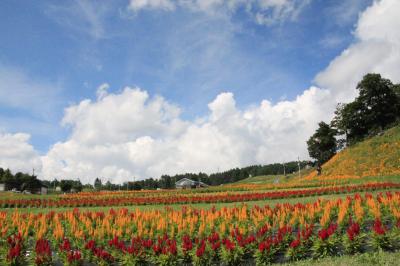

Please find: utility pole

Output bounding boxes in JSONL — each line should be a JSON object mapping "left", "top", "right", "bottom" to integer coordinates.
{"left": 32, "top": 168, "right": 35, "bottom": 177}
{"left": 297, "top": 157, "right": 301, "bottom": 178}
{"left": 283, "top": 162, "right": 286, "bottom": 176}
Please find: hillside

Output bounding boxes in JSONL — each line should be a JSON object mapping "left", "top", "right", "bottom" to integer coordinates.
{"left": 305, "top": 125, "right": 400, "bottom": 180}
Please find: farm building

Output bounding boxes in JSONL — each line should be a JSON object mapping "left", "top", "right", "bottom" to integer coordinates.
{"left": 175, "top": 178, "right": 208, "bottom": 189}
{"left": 40, "top": 185, "right": 48, "bottom": 195}
{"left": 0, "top": 183, "right": 5, "bottom": 192}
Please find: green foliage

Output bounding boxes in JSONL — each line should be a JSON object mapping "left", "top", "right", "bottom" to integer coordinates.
{"left": 94, "top": 178, "right": 102, "bottom": 191}
{"left": 332, "top": 73, "right": 400, "bottom": 145}
{"left": 307, "top": 122, "right": 337, "bottom": 165}
{"left": 0, "top": 168, "right": 43, "bottom": 192}
{"left": 219, "top": 244, "right": 244, "bottom": 265}
{"left": 343, "top": 233, "right": 366, "bottom": 254}
{"left": 311, "top": 235, "right": 342, "bottom": 259}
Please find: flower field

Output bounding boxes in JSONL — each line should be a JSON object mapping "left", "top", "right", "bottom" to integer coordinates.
{"left": 0, "top": 182, "right": 398, "bottom": 209}
{"left": 1, "top": 190, "right": 400, "bottom": 265}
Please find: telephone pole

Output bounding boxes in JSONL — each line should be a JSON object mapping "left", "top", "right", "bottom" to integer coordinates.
{"left": 283, "top": 162, "right": 286, "bottom": 176}
{"left": 297, "top": 157, "right": 301, "bottom": 178}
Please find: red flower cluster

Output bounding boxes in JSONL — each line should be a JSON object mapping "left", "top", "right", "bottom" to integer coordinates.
{"left": 1, "top": 182, "right": 398, "bottom": 208}
{"left": 196, "top": 240, "right": 206, "bottom": 257}
{"left": 182, "top": 235, "right": 193, "bottom": 253}
{"left": 67, "top": 250, "right": 82, "bottom": 263}
{"left": 347, "top": 221, "right": 360, "bottom": 241}
{"left": 318, "top": 223, "right": 337, "bottom": 241}
{"left": 6, "top": 233, "right": 23, "bottom": 262}
{"left": 152, "top": 235, "right": 177, "bottom": 256}
{"left": 289, "top": 239, "right": 301, "bottom": 249}
{"left": 85, "top": 240, "right": 114, "bottom": 262}
{"left": 208, "top": 232, "right": 221, "bottom": 251}
{"left": 35, "top": 239, "right": 52, "bottom": 265}
{"left": 258, "top": 238, "right": 272, "bottom": 252}
{"left": 222, "top": 238, "right": 235, "bottom": 251}
{"left": 373, "top": 219, "right": 386, "bottom": 235}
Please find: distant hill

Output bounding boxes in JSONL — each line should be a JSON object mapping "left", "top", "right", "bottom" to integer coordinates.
{"left": 305, "top": 125, "right": 400, "bottom": 180}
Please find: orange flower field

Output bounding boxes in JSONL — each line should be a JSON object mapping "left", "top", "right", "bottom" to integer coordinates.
{"left": 1, "top": 191, "right": 400, "bottom": 265}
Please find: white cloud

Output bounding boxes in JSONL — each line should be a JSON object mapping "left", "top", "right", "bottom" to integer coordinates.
{"left": 0, "top": 65, "right": 62, "bottom": 119}
{"left": 41, "top": 85, "right": 331, "bottom": 184}
{"left": 46, "top": 0, "right": 110, "bottom": 39}
{"left": 96, "top": 83, "right": 110, "bottom": 100}
{"left": 128, "top": 0, "right": 175, "bottom": 12}
{"left": 0, "top": 133, "right": 42, "bottom": 174}
{"left": 315, "top": 0, "right": 400, "bottom": 103}
{"left": 127, "top": 0, "right": 311, "bottom": 25}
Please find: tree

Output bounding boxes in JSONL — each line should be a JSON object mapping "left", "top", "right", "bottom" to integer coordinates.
{"left": 356, "top": 73, "right": 399, "bottom": 131}
{"left": 307, "top": 122, "right": 337, "bottom": 168}
{"left": 332, "top": 74, "right": 400, "bottom": 145}
{"left": 331, "top": 101, "right": 369, "bottom": 145}
{"left": 60, "top": 180, "right": 73, "bottom": 192}
{"left": 94, "top": 178, "right": 102, "bottom": 191}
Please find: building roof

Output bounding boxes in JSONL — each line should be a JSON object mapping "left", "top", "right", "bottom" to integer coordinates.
{"left": 175, "top": 178, "right": 208, "bottom": 187}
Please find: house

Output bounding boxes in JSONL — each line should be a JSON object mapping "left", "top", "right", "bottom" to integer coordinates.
{"left": 0, "top": 183, "right": 5, "bottom": 192}
{"left": 40, "top": 185, "right": 48, "bottom": 195}
{"left": 175, "top": 178, "right": 208, "bottom": 189}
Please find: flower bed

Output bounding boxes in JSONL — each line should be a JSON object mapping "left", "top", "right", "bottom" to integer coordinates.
{"left": 0, "top": 182, "right": 398, "bottom": 208}
{"left": 0, "top": 191, "right": 400, "bottom": 265}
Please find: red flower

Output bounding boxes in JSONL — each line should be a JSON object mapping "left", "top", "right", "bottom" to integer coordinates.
{"left": 196, "top": 240, "right": 206, "bottom": 257}
{"left": 67, "top": 250, "right": 82, "bottom": 263}
{"left": 346, "top": 222, "right": 360, "bottom": 241}
{"left": 223, "top": 238, "right": 235, "bottom": 251}
{"left": 289, "top": 238, "right": 300, "bottom": 249}
{"left": 373, "top": 219, "right": 386, "bottom": 235}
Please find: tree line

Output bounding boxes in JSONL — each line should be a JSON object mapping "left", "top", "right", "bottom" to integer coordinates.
{"left": 116, "top": 161, "right": 311, "bottom": 190}
{"left": 307, "top": 73, "right": 400, "bottom": 170}
{"left": 0, "top": 168, "right": 43, "bottom": 192}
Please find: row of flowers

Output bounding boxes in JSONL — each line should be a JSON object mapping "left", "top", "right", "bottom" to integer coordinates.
{"left": 0, "top": 191, "right": 400, "bottom": 264}
{"left": 0, "top": 182, "right": 398, "bottom": 208}
{"left": 2, "top": 218, "right": 400, "bottom": 265}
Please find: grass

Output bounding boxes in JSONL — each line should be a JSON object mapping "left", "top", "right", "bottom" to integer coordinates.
{"left": 234, "top": 168, "right": 315, "bottom": 185}
{"left": 279, "top": 250, "right": 400, "bottom": 266}
{"left": 315, "top": 125, "right": 400, "bottom": 178}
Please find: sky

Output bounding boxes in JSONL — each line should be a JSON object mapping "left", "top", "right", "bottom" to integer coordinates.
{"left": 1, "top": 0, "right": 399, "bottom": 184}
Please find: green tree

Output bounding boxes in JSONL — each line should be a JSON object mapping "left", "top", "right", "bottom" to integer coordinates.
{"left": 332, "top": 74, "right": 400, "bottom": 145}
{"left": 356, "top": 73, "right": 399, "bottom": 131}
{"left": 60, "top": 180, "right": 73, "bottom": 192}
{"left": 307, "top": 122, "right": 337, "bottom": 167}
{"left": 94, "top": 178, "right": 102, "bottom": 191}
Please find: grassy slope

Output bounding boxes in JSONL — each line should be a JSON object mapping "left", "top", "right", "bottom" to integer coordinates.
{"left": 302, "top": 126, "right": 400, "bottom": 180}
{"left": 236, "top": 168, "right": 314, "bottom": 185}
{"left": 322, "top": 126, "right": 400, "bottom": 177}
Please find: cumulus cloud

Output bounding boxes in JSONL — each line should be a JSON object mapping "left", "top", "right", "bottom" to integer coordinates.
{"left": 315, "top": 0, "right": 400, "bottom": 103}
{"left": 40, "top": 85, "right": 331, "bottom": 184}
{"left": 0, "top": 133, "right": 42, "bottom": 174}
{"left": 128, "top": 0, "right": 311, "bottom": 25}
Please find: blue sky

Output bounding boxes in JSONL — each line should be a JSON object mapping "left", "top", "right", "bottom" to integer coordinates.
{"left": 0, "top": 0, "right": 370, "bottom": 153}
{"left": 4, "top": 0, "right": 399, "bottom": 183}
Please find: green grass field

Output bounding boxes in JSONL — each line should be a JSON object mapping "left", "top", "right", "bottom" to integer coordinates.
{"left": 277, "top": 250, "right": 400, "bottom": 266}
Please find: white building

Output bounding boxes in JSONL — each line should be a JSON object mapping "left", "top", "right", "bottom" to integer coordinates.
{"left": 0, "top": 183, "right": 5, "bottom": 192}
{"left": 175, "top": 178, "right": 209, "bottom": 189}
{"left": 40, "top": 186, "right": 48, "bottom": 195}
